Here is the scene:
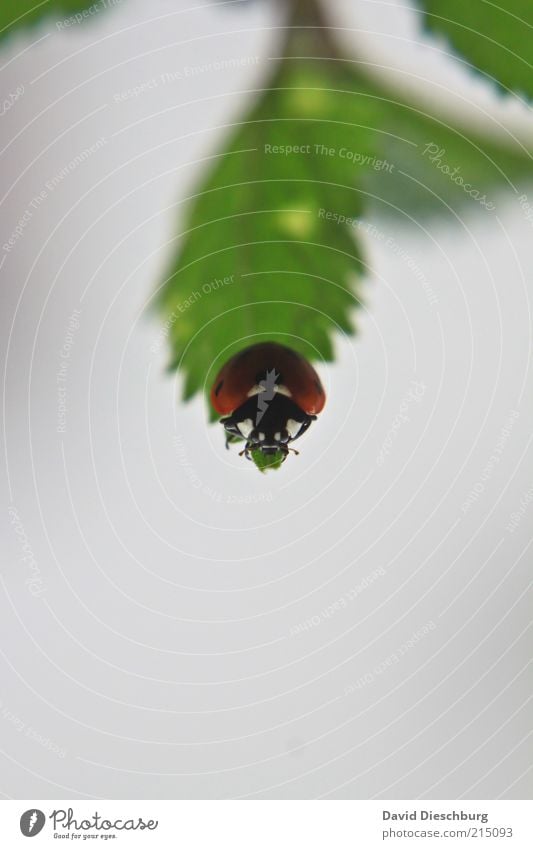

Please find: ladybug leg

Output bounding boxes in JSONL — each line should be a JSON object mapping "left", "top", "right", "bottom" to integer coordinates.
{"left": 221, "top": 417, "right": 243, "bottom": 450}
{"left": 239, "top": 442, "right": 253, "bottom": 461}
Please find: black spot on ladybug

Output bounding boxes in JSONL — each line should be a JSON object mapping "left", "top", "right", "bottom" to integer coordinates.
{"left": 214, "top": 380, "right": 224, "bottom": 396}
{"left": 314, "top": 379, "right": 323, "bottom": 393}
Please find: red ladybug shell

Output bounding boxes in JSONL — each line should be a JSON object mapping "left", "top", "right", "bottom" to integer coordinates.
{"left": 211, "top": 342, "right": 326, "bottom": 416}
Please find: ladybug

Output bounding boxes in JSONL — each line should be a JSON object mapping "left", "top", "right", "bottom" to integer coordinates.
{"left": 210, "top": 342, "right": 326, "bottom": 464}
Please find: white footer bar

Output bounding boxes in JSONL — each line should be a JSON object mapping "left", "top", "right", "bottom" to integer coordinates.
{"left": 1, "top": 800, "right": 532, "bottom": 847}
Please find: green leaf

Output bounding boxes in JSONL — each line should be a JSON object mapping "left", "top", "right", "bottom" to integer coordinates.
{"left": 250, "top": 449, "right": 285, "bottom": 473}
{"left": 158, "top": 4, "right": 533, "bottom": 406}
{"left": 159, "top": 63, "right": 533, "bottom": 401}
{"left": 158, "top": 56, "right": 375, "bottom": 405}
{"left": 0, "top": 0, "right": 107, "bottom": 41}
{"left": 420, "top": 0, "right": 533, "bottom": 99}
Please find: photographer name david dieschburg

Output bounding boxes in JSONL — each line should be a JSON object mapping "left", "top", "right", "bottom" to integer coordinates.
{"left": 383, "top": 810, "right": 488, "bottom": 824}
{"left": 50, "top": 808, "right": 158, "bottom": 833}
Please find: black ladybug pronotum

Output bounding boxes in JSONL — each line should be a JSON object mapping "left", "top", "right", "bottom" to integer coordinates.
{"left": 210, "top": 342, "right": 326, "bottom": 468}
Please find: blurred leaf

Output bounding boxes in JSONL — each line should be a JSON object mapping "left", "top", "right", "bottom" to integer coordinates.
{"left": 0, "top": 0, "right": 105, "bottom": 41}
{"left": 363, "top": 92, "right": 533, "bottom": 213}
{"left": 420, "top": 0, "right": 533, "bottom": 98}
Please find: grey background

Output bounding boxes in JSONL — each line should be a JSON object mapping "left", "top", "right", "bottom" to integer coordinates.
{"left": 0, "top": 0, "right": 531, "bottom": 799}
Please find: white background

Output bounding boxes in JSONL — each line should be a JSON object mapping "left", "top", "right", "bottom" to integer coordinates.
{"left": 0, "top": 0, "right": 532, "bottom": 799}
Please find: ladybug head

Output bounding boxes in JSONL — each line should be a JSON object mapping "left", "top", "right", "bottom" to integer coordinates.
{"left": 220, "top": 393, "right": 316, "bottom": 468}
